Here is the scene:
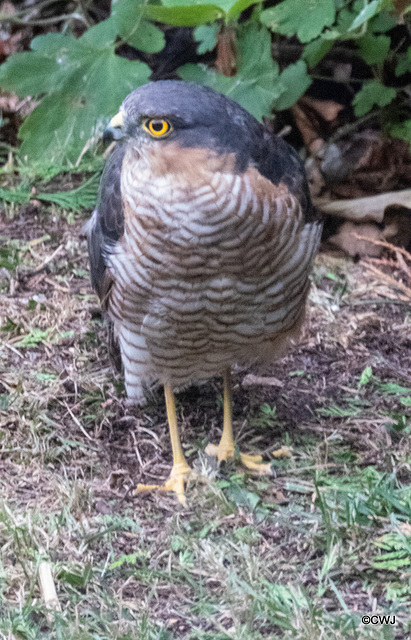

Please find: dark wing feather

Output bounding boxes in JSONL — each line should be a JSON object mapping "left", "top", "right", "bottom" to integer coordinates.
{"left": 248, "top": 122, "right": 319, "bottom": 223}
{"left": 86, "top": 144, "right": 126, "bottom": 302}
{"left": 86, "top": 144, "right": 126, "bottom": 372}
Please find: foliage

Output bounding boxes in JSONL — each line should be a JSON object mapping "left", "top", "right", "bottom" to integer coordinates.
{"left": 0, "top": 0, "right": 410, "bottom": 167}
{"left": 0, "top": 172, "right": 100, "bottom": 212}
{"left": 179, "top": 23, "right": 287, "bottom": 120}
{"left": 260, "top": 0, "right": 336, "bottom": 43}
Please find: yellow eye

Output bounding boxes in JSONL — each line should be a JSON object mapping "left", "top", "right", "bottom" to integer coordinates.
{"left": 144, "top": 118, "right": 172, "bottom": 138}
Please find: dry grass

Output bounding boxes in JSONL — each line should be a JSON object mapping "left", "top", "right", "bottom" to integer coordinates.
{"left": 0, "top": 202, "right": 410, "bottom": 640}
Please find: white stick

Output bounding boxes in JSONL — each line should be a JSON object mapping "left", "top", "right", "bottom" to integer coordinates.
{"left": 314, "top": 189, "right": 411, "bottom": 223}
{"left": 38, "top": 562, "right": 61, "bottom": 613}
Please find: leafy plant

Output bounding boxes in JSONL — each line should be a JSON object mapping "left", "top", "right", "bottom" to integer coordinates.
{"left": 0, "top": 21, "right": 150, "bottom": 165}
{"left": 0, "top": 0, "right": 410, "bottom": 167}
{"left": 180, "top": 23, "right": 289, "bottom": 120}
{"left": 372, "top": 529, "right": 411, "bottom": 573}
{"left": 0, "top": 172, "right": 100, "bottom": 212}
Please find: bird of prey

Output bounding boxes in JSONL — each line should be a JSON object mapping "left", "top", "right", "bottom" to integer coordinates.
{"left": 86, "top": 80, "right": 322, "bottom": 503}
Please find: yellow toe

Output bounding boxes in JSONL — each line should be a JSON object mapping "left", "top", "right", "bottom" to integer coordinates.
{"left": 134, "top": 461, "right": 191, "bottom": 504}
{"left": 206, "top": 443, "right": 272, "bottom": 475}
{"left": 271, "top": 446, "right": 292, "bottom": 458}
{"left": 205, "top": 442, "right": 234, "bottom": 463}
{"left": 239, "top": 453, "right": 272, "bottom": 475}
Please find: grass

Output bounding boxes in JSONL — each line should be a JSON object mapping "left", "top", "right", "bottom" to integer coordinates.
{"left": 0, "top": 195, "right": 410, "bottom": 639}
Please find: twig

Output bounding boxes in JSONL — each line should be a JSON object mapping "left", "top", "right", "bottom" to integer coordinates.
{"left": 363, "top": 261, "right": 411, "bottom": 298}
{"left": 63, "top": 401, "right": 95, "bottom": 441}
{"left": 23, "top": 244, "right": 63, "bottom": 279}
{"left": 3, "top": 343, "right": 24, "bottom": 359}
{"left": 396, "top": 251, "right": 411, "bottom": 280}
{"left": 327, "top": 111, "right": 380, "bottom": 144}
{"left": 279, "top": 463, "right": 338, "bottom": 474}
{"left": 0, "top": 12, "right": 88, "bottom": 26}
{"left": 353, "top": 235, "right": 411, "bottom": 260}
{"left": 341, "top": 299, "right": 410, "bottom": 307}
{"left": 353, "top": 234, "right": 411, "bottom": 281}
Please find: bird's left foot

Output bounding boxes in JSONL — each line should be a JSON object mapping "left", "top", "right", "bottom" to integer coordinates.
{"left": 134, "top": 461, "right": 192, "bottom": 505}
{"left": 205, "top": 443, "right": 273, "bottom": 476}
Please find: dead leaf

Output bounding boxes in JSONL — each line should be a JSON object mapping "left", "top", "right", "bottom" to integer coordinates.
{"left": 327, "top": 221, "right": 383, "bottom": 257}
{"left": 300, "top": 96, "right": 344, "bottom": 122}
{"left": 292, "top": 104, "right": 322, "bottom": 149}
{"left": 242, "top": 374, "right": 284, "bottom": 388}
{"left": 215, "top": 28, "right": 237, "bottom": 77}
{"left": 0, "top": 32, "right": 22, "bottom": 59}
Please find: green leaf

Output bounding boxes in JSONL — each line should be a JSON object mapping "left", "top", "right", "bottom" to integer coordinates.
{"left": 358, "top": 33, "right": 390, "bottom": 65}
{"left": 109, "top": 552, "right": 143, "bottom": 569}
{"left": 79, "top": 17, "right": 118, "bottom": 47}
{"left": 0, "top": 52, "right": 58, "bottom": 96}
{"left": 179, "top": 24, "right": 283, "bottom": 121}
{"left": 320, "top": 7, "right": 357, "bottom": 40}
{"left": 379, "top": 381, "right": 411, "bottom": 396}
{"left": 0, "top": 186, "right": 31, "bottom": 205}
{"left": 15, "top": 33, "right": 150, "bottom": 164}
{"left": 194, "top": 25, "right": 219, "bottom": 53}
{"left": 353, "top": 80, "right": 397, "bottom": 116}
{"left": 370, "top": 9, "right": 397, "bottom": 33}
{"left": 303, "top": 38, "right": 333, "bottom": 68}
{"left": 396, "top": 47, "right": 411, "bottom": 76}
{"left": 161, "top": 0, "right": 256, "bottom": 12}
{"left": 112, "top": 0, "right": 165, "bottom": 53}
{"left": 260, "top": 0, "right": 335, "bottom": 43}
{"left": 349, "top": 0, "right": 384, "bottom": 32}
{"left": 146, "top": 0, "right": 258, "bottom": 25}
{"left": 0, "top": 23, "right": 153, "bottom": 165}
{"left": 225, "top": 0, "right": 260, "bottom": 20}
{"left": 273, "top": 60, "right": 311, "bottom": 110}
{"left": 145, "top": 3, "right": 222, "bottom": 26}
{"left": 389, "top": 119, "right": 411, "bottom": 148}
{"left": 358, "top": 365, "right": 373, "bottom": 388}
{"left": 37, "top": 173, "right": 100, "bottom": 212}
{"left": 58, "top": 565, "right": 93, "bottom": 587}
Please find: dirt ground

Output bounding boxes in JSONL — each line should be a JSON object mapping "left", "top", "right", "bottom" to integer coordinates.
{"left": 0, "top": 202, "right": 410, "bottom": 640}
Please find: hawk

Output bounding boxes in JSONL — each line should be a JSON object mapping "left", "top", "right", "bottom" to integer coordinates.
{"left": 86, "top": 80, "right": 322, "bottom": 503}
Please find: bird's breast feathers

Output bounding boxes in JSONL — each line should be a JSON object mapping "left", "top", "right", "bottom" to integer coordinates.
{"left": 115, "top": 143, "right": 316, "bottom": 273}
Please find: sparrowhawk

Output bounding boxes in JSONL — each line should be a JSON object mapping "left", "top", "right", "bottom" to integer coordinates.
{"left": 85, "top": 80, "right": 322, "bottom": 503}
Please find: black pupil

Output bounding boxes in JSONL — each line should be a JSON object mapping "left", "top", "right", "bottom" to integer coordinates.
{"left": 152, "top": 120, "right": 166, "bottom": 132}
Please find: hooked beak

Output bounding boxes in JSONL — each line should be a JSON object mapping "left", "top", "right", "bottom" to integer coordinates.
{"left": 103, "top": 111, "right": 125, "bottom": 144}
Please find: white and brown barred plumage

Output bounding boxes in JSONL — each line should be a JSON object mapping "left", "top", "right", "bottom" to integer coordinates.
{"left": 87, "top": 80, "right": 321, "bottom": 403}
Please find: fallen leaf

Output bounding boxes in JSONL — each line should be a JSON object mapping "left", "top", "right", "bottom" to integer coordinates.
{"left": 300, "top": 96, "right": 344, "bottom": 122}
{"left": 242, "top": 374, "right": 284, "bottom": 388}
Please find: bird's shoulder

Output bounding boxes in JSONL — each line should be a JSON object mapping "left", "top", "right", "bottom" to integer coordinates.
{"left": 248, "top": 126, "right": 318, "bottom": 224}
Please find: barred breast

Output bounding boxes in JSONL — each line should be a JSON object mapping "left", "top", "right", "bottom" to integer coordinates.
{"left": 106, "top": 146, "right": 321, "bottom": 401}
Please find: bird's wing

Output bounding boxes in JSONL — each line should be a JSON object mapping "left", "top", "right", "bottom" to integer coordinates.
{"left": 250, "top": 127, "right": 319, "bottom": 224}
{"left": 85, "top": 144, "right": 126, "bottom": 305}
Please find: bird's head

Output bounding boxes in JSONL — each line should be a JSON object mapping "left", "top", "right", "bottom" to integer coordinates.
{"left": 103, "top": 80, "right": 263, "bottom": 172}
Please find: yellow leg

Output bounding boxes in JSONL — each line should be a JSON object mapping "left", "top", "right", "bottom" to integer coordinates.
{"left": 206, "top": 368, "right": 272, "bottom": 475}
{"left": 135, "top": 383, "right": 191, "bottom": 504}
